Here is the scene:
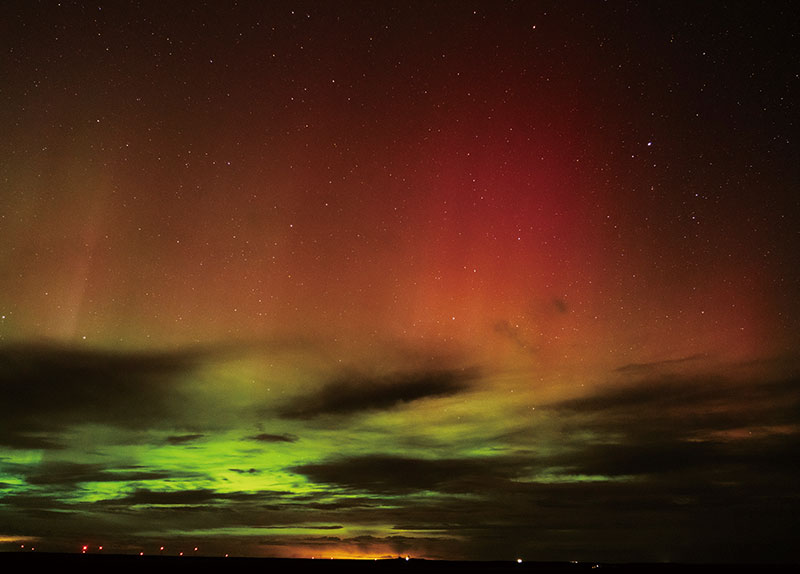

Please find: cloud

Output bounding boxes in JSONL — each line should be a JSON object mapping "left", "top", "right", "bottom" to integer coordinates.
{"left": 258, "top": 524, "right": 343, "bottom": 530}
{"left": 278, "top": 368, "right": 476, "bottom": 419}
{"left": 19, "top": 461, "right": 170, "bottom": 486}
{"left": 551, "top": 433, "right": 800, "bottom": 479}
{"left": 0, "top": 433, "right": 65, "bottom": 450}
{"left": 613, "top": 354, "right": 707, "bottom": 375}
{"left": 118, "top": 488, "right": 222, "bottom": 506}
{"left": 291, "top": 454, "right": 530, "bottom": 494}
{"left": 548, "top": 371, "right": 800, "bottom": 438}
{"left": 537, "top": 363, "right": 800, "bottom": 484}
{"left": 0, "top": 341, "right": 213, "bottom": 446}
{"left": 552, "top": 297, "right": 568, "bottom": 313}
{"left": 247, "top": 433, "right": 298, "bottom": 443}
{"left": 105, "top": 487, "right": 293, "bottom": 508}
{"left": 165, "top": 433, "right": 205, "bottom": 445}
{"left": 552, "top": 374, "right": 730, "bottom": 416}
{"left": 493, "top": 320, "right": 533, "bottom": 353}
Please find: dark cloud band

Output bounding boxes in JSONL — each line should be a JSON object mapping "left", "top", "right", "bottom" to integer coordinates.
{"left": 278, "top": 368, "right": 476, "bottom": 419}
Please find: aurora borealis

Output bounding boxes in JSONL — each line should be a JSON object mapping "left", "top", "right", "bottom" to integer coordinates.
{"left": 1, "top": 0, "right": 799, "bottom": 564}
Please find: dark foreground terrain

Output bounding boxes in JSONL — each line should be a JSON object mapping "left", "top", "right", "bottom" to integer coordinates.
{"left": 1, "top": 553, "right": 795, "bottom": 574}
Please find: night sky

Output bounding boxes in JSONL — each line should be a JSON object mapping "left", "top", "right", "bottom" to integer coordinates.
{"left": 1, "top": 0, "right": 799, "bottom": 563}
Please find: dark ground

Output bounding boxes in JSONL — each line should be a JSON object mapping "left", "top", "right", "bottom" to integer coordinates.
{"left": 1, "top": 553, "right": 796, "bottom": 574}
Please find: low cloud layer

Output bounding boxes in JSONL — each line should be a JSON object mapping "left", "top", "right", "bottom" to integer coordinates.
{"left": 1, "top": 343, "right": 798, "bottom": 563}
{"left": 292, "top": 454, "right": 531, "bottom": 494}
